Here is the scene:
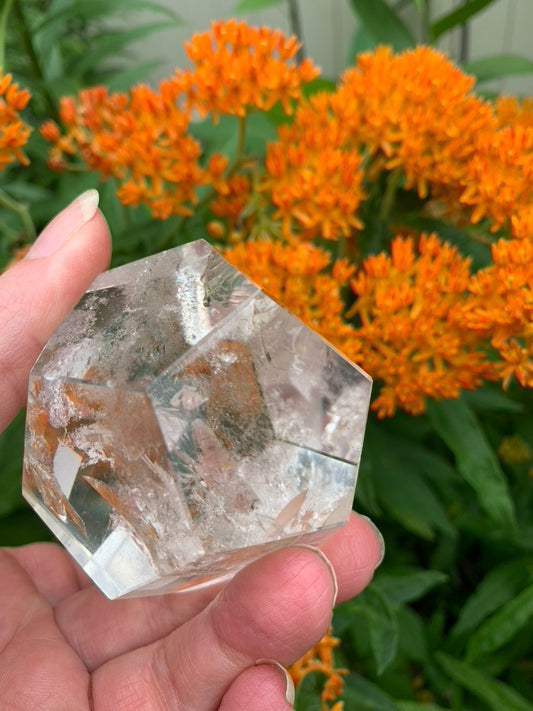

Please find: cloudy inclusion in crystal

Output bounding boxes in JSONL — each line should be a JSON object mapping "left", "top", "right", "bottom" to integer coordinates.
{"left": 22, "top": 240, "right": 372, "bottom": 599}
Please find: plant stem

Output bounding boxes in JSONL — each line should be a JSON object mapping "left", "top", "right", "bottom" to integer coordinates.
{"left": 12, "top": 0, "right": 58, "bottom": 119}
{"left": 379, "top": 167, "right": 402, "bottom": 223}
{"left": 0, "top": 188, "right": 36, "bottom": 241}
{"left": 0, "top": 0, "right": 14, "bottom": 69}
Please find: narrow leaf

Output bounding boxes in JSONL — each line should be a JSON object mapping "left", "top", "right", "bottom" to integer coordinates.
{"left": 106, "top": 61, "right": 162, "bottom": 92}
{"left": 347, "top": 0, "right": 414, "bottom": 52}
{"left": 344, "top": 673, "right": 400, "bottom": 711}
{"left": 430, "top": 0, "right": 496, "bottom": 40}
{"left": 452, "top": 559, "right": 533, "bottom": 636}
{"left": 437, "top": 653, "right": 533, "bottom": 711}
{"left": 397, "top": 703, "right": 449, "bottom": 711}
{"left": 233, "top": 0, "right": 285, "bottom": 10}
{"left": 360, "top": 585, "right": 399, "bottom": 675}
{"left": 68, "top": 23, "right": 172, "bottom": 76}
{"left": 427, "top": 398, "right": 516, "bottom": 529}
{"left": 374, "top": 570, "right": 447, "bottom": 606}
{"left": 467, "top": 583, "right": 533, "bottom": 661}
{"left": 465, "top": 55, "right": 533, "bottom": 82}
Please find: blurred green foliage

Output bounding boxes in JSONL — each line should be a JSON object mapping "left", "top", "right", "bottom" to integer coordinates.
{"left": 1, "top": 1, "right": 532, "bottom": 709}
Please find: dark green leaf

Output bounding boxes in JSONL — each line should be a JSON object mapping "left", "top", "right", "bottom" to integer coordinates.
{"left": 347, "top": 0, "right": 414, "bottom": 52}
{"left": 462, "top": 386, "right": 524, "bottom": 413}
{"left": 233, "top": 0, "right": 285, "bottom": 10}
{"left": 427, "top": 398, "right": 516, "bottom": 529}
{"left": 467, "top": 583, "right": 533, "bottom": 661}
{"left": 359, "top": 585, "right": 399, "bottom": 674}
{"left": 397, "top": 703, "right": 449, "bottom": 711}
{"left": 452, "top": 559, "right": 533, "bottom": 637}
{"left": 0, "top": 410, "right": 26, "bottom": 519}
{"left": 430, "top": 0, "right": 496, "bottom": 41}
{"left": 344, "top": 673, "right": 400, "bottom": 711}
{"left": 437, "top": 653, "right": 533, "bottom": 711}
{"left": 0, "top": 507, "right": 53, "bottom": 546}
{"left": 465, "top": 55, "right": 533, "bottom": 83}
{"left": 374, "top": 569, "right": 448, "bottom": 606}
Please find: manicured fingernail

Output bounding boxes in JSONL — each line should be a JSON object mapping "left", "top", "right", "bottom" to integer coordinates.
{"left": 293, "top": 545, "right": 339, "bottom": 605}
{"left": 255, "top": 659, "right": 295, "bottom": 705}
{"left": 26, "top": 189, "right": 100, "bottom": 259}
{"left": 359, "top": 515, "right": 386, "bottom": 569}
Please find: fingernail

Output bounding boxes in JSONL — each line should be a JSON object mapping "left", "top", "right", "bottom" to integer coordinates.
{"left": 255, "top": 659, "right": 295, "bottom": 705}
{"left": 293, "top": 545, "right": 339, "bottom": 605}
{"left": 26, "top": 189, "right": 100, "bottom": 259}
{"left": 359, "top": 515, "right": 386, "bottom": 569}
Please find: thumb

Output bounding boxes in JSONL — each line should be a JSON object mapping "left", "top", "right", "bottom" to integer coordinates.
{"left": 0, "top": 189, "right": 111, "bottom": 431}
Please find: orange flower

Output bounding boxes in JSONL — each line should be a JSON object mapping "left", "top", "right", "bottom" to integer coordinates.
{"left": 347, "top": 234, "right": 490, "bottom": 417}
{"left": 174, "top": 20, "right": 319, "bottom": 121}
{"left": 460, "top": 239, "right": 533, "bottom": 388}
{"left": 41, "top": 82, "right": 206, "bottom": 218}
{"left": 495, "top": 95, "right": 533, "bottom": 129}
{"left": 332, "top": 46, "right": 496, "bottom": 199}
{"left": 287, "top": 628, "right": 347, "bottom": 711}
{"left": 263, "top": 94, "right": 365, "bottom": 241}
{"left": 459, "top": 126, "right": 533, "bottom": 231}
{"left": 0, "top": 70, "right": 31, "bottom": 169}
{"left": 224, "top": 237, "right": 355, "bottom": 347}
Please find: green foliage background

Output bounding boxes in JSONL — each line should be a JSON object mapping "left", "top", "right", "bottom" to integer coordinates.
{"left": 1, "top": 1, "right": 532, "bottom": 709}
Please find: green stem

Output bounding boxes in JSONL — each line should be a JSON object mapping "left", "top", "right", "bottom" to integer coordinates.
{"left": 379, "top": 167, "right": 402, "bottom": 223}
{"left": 0, "top": 0, "right": 14, "bottom": 69}
{"left": 0, "top": 188, "right": 36, "bottom": 241}
{"left": 227, "top": 115, "right": 247, "bottom": 178}
{"left": 12, "top": 0, "right": 58, "bottom": 119}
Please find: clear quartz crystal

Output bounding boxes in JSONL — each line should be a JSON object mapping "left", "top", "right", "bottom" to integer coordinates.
{"left": 22, "top": 240, "right": 372, "bottom": 599}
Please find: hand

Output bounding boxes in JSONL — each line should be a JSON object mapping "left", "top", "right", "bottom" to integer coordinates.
{"left": 0, "top": 191, "right": 384, "bottom": 710}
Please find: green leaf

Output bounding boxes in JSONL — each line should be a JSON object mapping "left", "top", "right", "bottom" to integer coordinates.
{"left": 33, "top": 0, "right": 181, "bottom": 38}
{"left": 0, "top": 410, "right": 26, "bottom": 519}
{"left": 452, "top": 559, "right": 533, "bottom": 637}
{"left": 360, "top": 585, "right": 399, "bottom": 675}
{"left": 462, "top": 386, "right": 524, "bottom": 413}
{"left": 346, "top": 25, "right": 376, "bottom": 65}
{"left": 374, "top": 569, "right": 448, "bottom": 606}
{"left": 347, "top": 0, "right": 414, "bottom": 52}
{"left": 344, "top": 674, "right": 400, "bottom": 711}
{"left": 430, "top": 0, "right": 496, "bottom": 41}
{"left": 436, "top": 653, "right": 533, "bottom": 711}
{"left": 67, "top": 23, "right": 172, "bottom": 76}
{"left": 397, "top": 703, "right": 449, "bottom": 711}
{"left": 464, "top": 55, "right": 533, "bottom": 83}
{"left": 106, "top": 61, "right": 163, "bottom": 92}
{"left": 426, "top": 398, "right": 516, "bottom": 529}
{"left": 233, "top": 0, "right": 285, "bottom": 10}
{"left": 467, "top": 583, "right": 533, "bottom": 661}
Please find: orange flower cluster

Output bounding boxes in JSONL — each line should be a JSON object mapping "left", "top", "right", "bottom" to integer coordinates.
{"left": 287, "top": 628, "right": 347, "bottom": 711}
{"left": 459, "top": 126, "right": 533, "bottom": 231}
{"left": 224, "top": 237, "right": 354, "bottom": 347}
{"left": 495, "top": 96, "right": 533, "bottom": 129}
{"left": 41, "top": 83, "right": 210, "bottom": 218}
{"left": 460, "top": 239, "right": 533, "bottom": 389}
{"left": 347, "top": 235, "right": 490, "bottom": 418}
{"left": 0, "top": 70, "right": 31, "bottom": 169}
{"left": 264, "top": 94, "right": 365, "bottom": 241}
{"left": 332, "top": 46, "right": 496, "bottom": 199}
{"left": 175, "top": 20, "right": 318, "bottom": 120}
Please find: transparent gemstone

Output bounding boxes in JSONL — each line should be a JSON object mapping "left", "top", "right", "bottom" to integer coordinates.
{"left": 22, "top": 240, "right": 372, "bottom": 599}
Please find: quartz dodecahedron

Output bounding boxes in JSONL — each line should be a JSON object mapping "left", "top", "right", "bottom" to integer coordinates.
{"left": 22, "top": 240, "right": 372, "bottom": 599}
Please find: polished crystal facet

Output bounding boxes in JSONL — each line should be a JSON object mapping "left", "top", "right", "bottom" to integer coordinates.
{"left": 22, "top": 240, "right": 372, "bottom": 599}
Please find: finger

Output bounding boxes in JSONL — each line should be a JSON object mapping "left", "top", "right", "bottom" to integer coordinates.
{"left": 89, "top": 546, "right": 336, "bottom": 711}
{"left": 0, "top": 189, "right": 111, "bottom": 430}
{"left": 0, "top": 550, "right": 90, "bottom": 711}
{"left": 218, "top": 663, "right": 294, "bottom": 711}
{"left": 56, "top": 512, "right": 382, "bottom": 670}
{"left": 6, "top": 543, "right": 84, "bottom": 605}
{"left": 321, "top": 512, "right": 385, "bottom": 603}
